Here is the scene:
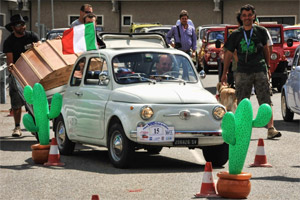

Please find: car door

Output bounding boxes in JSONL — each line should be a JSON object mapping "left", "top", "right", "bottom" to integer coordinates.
{"left": 63, "top": 57, "right": 86, "bottom": 136}
{"left": 74, "top": 56, "right": 111, "bottom": 139}
{"left": 288, "top": 48, "right": 300, "bottom": 112}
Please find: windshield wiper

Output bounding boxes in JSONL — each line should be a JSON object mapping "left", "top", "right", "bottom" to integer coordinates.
{"left": 118, "top": 73, "right": 156, "bottom": 84}
{"left": 150, "top": 75, "right": 186, "bottom": 85}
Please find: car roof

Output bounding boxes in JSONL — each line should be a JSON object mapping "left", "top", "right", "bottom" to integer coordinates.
{"left": 80, "top": 46, "right": 186, "bottom": 58}
{"left": 284, "top": 25, "right": 300, "bottom": 29}
{"left": 99, "top": 33, "right": 169, "bottom": 49}
{"left": 48, "top": 28, "right": 68, "bottom": 32}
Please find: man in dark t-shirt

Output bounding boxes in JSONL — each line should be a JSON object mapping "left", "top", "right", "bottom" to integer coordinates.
{"left": 221, "top": 4, "right": 281, "bottom": 140}
{"left": 3, "top": 14, "right": 39, "bottom": 137}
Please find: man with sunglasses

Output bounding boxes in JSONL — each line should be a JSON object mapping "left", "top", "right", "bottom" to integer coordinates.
{"left": 221, "top": 4, "right": 281, "bottom": 140}
{"left": 3, "top": 14, "right": 40, "bottom": 137}
{"left": 71, "top": 4, "right": 93, "bottom": 27}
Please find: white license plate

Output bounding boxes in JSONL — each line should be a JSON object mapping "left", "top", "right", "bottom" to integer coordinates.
{"left": 287, "top": 57, "right": 293, "bottom": 66}
{"left": 137, "top": 122, "right": 175, "bottom": 142}
{"left": 207, "top": 61, "right": 218, "bottom": 65}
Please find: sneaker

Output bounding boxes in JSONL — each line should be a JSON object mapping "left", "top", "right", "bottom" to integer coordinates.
{"left": 267, "top": 127, "right": 281, "bottom": 139}
{"left": 12, "top": 126, "right": 22, "bottom": 137}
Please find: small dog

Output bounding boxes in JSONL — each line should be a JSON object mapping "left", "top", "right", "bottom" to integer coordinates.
{"left": 216, "top": 82, "right": 237, "bottom": 113}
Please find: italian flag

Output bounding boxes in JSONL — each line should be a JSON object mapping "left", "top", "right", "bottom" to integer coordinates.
{"left": 62, "top": 23, "right": 97, "bottom": 54}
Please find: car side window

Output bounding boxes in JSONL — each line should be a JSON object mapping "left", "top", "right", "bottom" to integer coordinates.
{"left": 292, "top": 49, "right": 300, "bottom": 68}
{"left": 70, "top": 57, "right": 86, "bottom": 87}
{"left": 84, "top": 57, "right": 108, "bottom": 85}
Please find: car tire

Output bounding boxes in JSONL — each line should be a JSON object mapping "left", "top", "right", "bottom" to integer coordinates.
{"left": 281, "top": 92, "right": 294, "bottom": 121}
{"left": 146, "top": 147, "right": 163, "bottom": 154}
{"left": 108, "top": 123, "right": 134, "bottom": 168}
{"left": 202, "top": 143, "right": 228, "bottom": 167}
{"left": 54, "top": 115, "right": 75, "bottom": 155}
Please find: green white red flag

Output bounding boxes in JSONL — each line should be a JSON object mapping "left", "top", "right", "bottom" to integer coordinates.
{"left": 62, "top": 23, "right": 97, "bottom": 54}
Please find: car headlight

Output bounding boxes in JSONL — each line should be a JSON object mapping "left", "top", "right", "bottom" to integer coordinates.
{"left": 211, "top": 52, "right": 217, "bottom": 58}
{"left": 140, "top": 106, "right": 154, "bottom": 120}
{"left": 284, "top": 51, "right": 290, "bottom": 57}
{"left": 212, "top": 106, "right": 226, "bottom": 120}
{"left": 270, "top": 53, "right": 278, "bottom": 60}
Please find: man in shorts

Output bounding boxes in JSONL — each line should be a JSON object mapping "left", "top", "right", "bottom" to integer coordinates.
{"left": 3, "top": 14, "right": 40, "bottom": 137}
{"left": 221, "top": 4, "right": 281, "bottom": 139}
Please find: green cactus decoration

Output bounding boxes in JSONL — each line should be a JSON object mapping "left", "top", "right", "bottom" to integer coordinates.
{"left": 23, "top": 83, "right": 62, "bottom": 145}
{"left": 221, "top": 98, "right": 272, "bottom": 174}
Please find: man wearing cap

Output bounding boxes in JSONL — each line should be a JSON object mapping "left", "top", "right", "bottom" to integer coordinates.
{"left": 3, "top": 14, "right": 40, "bottom": 137}
{"left": 166, "top": 10, "right": 197, "bottom": 58}
{"left": 71, "top": 4, "right": 93, "bottom": 27}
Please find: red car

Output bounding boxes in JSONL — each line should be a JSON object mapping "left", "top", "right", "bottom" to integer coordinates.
{"left": 223, "top": 24, "right": 290, "bottom": 91}
{"left": 199, "top": 27, "right": 225, "bottom": 73}
{"left": 283, "top": 25, "right": 300, "bottom": 68}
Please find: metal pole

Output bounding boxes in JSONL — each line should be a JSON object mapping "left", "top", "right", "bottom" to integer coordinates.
{"left": 51, "top": 0, "right": 54, "bottom": 29}
{"left": 37, "top": 0, "right": 40, "bottom": 38}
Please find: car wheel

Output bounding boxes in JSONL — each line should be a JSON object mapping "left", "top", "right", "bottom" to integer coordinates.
{"left": 146, "top": 147, "right": 163, "bottom": 154}
{"left": 54, "top": 115, "right": 75, "bottom": 155}
{"left": 108, "top": 123, "right": 134, "bottom": 168}
{"left": 281, "top": 92, "right": 294, "bottom": 121}
{"left": 202, "top": 143, "right": 228, "bottom": 166}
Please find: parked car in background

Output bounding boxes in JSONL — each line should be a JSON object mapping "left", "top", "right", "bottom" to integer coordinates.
{"left": 130, "top": 22, "right": 162, "bottom": 33}
{"left": 200, "top": 27, "right": 225, "bottom": 73}
{"left": 140, "top": 25, "right": 172, "bottom": 37}
{"left": 196, "top": 25, "right": 230, "bottom": 65}
{"left": 283, "top": 25, "right": 300, "bottom": 68}
{"left": 53, "top": 33, "right": 228, "bottom": 168}
{"left": 281, "top": 45, "right": 300, "bottom": 121}
{"left": 46, "top": 28, "right": 68, "bottom": 40}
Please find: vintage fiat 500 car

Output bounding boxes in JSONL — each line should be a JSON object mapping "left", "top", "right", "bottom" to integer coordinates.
{"left": 53, "top": 33, "right": 228, "bottom": 168}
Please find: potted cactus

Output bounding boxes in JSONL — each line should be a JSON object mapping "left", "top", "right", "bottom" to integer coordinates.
{"left": 216, "top": 98, "right": 272, "bottom": 199}
{"left": 23, "top": 83, "right": 62, "bottom": 164}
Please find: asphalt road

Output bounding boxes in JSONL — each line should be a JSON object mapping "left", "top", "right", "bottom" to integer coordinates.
{"left": 0, "top": 73, "right": 299, "bottom": 200}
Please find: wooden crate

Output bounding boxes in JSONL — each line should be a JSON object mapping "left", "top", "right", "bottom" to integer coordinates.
{"left": 11, "top": 39, "right": 79, "bottom": 91}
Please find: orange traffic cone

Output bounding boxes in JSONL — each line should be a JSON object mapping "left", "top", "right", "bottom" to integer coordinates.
{"left": 44, "top": 138, "right": 65, "bottom": 166}
{"left": 91, "top": 195, "right": 100, "bottom": 200}
{"left": 250, "top": 138, "right": 272, "bottom": 167}
{"left": 195, "top": 162, "right": 218, "bottom": 198}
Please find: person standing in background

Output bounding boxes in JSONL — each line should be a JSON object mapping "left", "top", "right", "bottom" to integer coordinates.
{"left": 71, "top": 4, "right": 93, "bottom": 27}
{"left": 3, "top": 14, "right": 40, "bottom": 137}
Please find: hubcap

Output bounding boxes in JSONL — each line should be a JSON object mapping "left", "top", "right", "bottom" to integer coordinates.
{"left": 56, "top": 121, "right": 66, "bottom": 147}
{"left": 281, "top": 95, "right": 287, "bottom": 117}
{"left": 111, "top": 132, "right": 123, "bottom": 162}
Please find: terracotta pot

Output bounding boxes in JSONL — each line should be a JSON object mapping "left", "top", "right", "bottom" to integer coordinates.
{"left": 31, "top": 144, "right": 50, "bottom": 164}
{"left": 217, "top": 171, "right": 252, "bottom": 199}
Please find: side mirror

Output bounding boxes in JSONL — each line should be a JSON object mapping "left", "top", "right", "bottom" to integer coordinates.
{"left": 287, "top": 38, "right": 293, "bottom": 47}
{"left": 99, "top": 72, "right": 110, "bottom": 85}
{"left": 199, "top": 70, "right": 206, "bottom": 79}
{"left": 215, "top": 39, "right": 221, "bottom": 49}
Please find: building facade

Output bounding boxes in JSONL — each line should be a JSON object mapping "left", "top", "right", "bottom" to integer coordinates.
{"left": 1, "top": 0, "right": 300, "bottom": 43}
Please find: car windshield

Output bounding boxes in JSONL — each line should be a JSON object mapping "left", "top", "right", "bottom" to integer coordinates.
{"left": 284, "top": 29, "right": 300, "bottom": 42}
{"left": 266, "top": 27, "right": 282, "bottom": 44}
{"left": 208, "top": 31, "right": 224, "bottom": 43}
{"left": 112, "top": 52, "right": 197, "bottom": 84}
{"left": 46, "top": 31, "right": 64, "bottom": 40}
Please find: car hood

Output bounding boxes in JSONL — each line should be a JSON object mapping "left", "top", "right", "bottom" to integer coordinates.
{"left": 283, "top": 41, "right": 300, "bottom": 49}
{"left": 110, "top": 84, "right": 218, "bottom": 104}
{"left": 206, "top": 43, "right": 224, "bottom": 52}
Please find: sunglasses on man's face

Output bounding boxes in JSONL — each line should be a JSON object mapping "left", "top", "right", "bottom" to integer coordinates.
{"left": 14, "top": 23, "right": 25, "bottom": 28}
{"left": 84, "top": 11, "right": 92, "bottom": 14}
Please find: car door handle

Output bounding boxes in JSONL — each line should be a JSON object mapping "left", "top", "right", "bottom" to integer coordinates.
{"left": 75, "top": 91, "right": 83, "bottom": 96}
